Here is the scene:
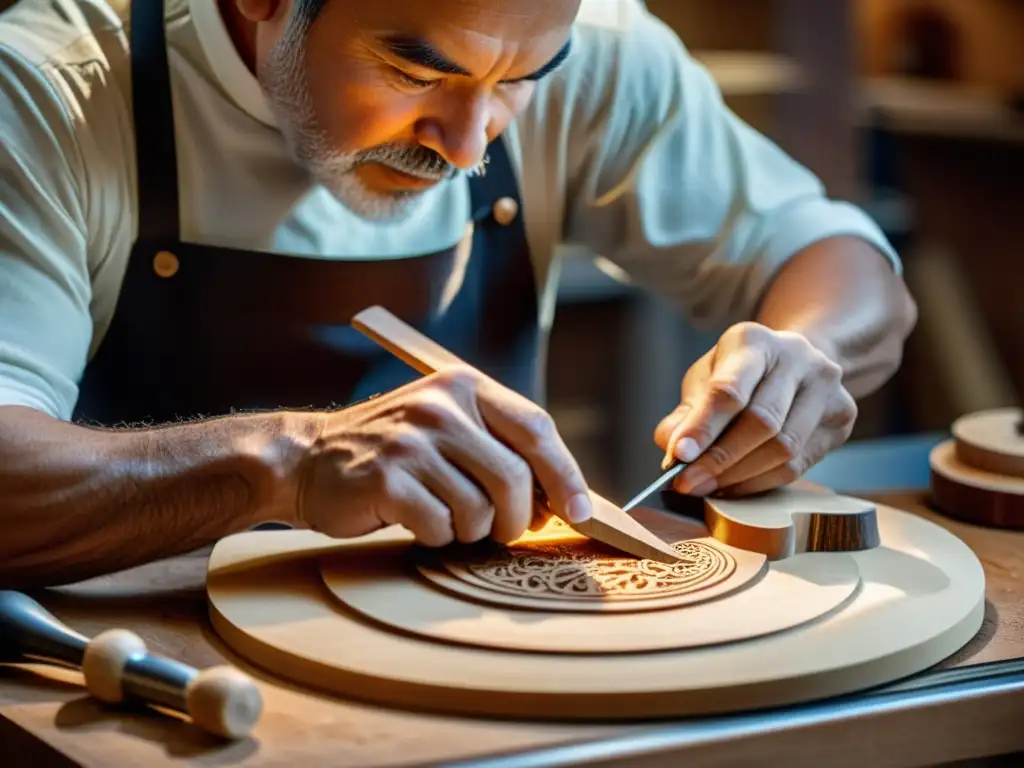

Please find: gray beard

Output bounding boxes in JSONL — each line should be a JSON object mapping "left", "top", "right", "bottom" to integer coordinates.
{"left": 258, "top": 16, "right": 461, "bottom": 222}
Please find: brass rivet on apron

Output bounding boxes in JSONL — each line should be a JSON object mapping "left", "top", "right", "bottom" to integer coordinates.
{"left": 153, "top": 250, "right": 179, "bottom": 278}
{"left": 493, "top": 197, "right": 518, "bottom": 226}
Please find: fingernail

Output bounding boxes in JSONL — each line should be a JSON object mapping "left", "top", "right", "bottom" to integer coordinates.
{"left": 566, "top": 492, "right": 592, "bottom": 523}
{"left": 677, "top": 467, "right": 714, "bottom": 495}
{"left": 675, "top": 437, "right": 701, "bottom": 462}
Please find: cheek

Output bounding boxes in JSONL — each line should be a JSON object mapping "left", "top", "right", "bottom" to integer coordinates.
{"left": 309, "top": 77, "right": 424, "bottom": 150}
{"left": 299, "top": 34, "right": 423, "bottom": 150}
{"left": 506, "top": 83, "right": 538, "bottom": 114}
{"left": 486, "top": 84, "right": 537, "bottom": 140}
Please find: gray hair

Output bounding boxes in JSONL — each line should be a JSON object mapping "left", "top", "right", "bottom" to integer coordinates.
{"left": 293, "top": 0, "right": 328, "bottom": 27}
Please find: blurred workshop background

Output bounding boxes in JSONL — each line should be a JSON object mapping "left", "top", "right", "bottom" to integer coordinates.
{"left": 549, "top": 0, "right": 1024, "bottom": 502}
{"left": 0, "top": 0, "right": 1019, "bottom": 502}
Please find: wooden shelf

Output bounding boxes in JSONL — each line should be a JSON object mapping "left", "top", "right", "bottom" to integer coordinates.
{"left": 693, "top": 51, "right": 808, "bottom": 96}
{"left": 859, "top": 76, "right": 1024, "bottom": 144}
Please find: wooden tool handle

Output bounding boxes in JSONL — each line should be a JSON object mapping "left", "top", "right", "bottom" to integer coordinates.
{"left": 352, "top": 305, "right": 466, "bottom": 376}
{"left": 351, "top": 305, "right": 555, "bottom": 507}
{"left": 349, "top": 306, "right": 684, "bottom": 564}
{"left": 0, "top": 591, "right": 262, "bottom": 739}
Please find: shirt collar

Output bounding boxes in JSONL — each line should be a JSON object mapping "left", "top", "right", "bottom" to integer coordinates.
{"left": 188, "top": 0, "right": 278, "bottom": 128}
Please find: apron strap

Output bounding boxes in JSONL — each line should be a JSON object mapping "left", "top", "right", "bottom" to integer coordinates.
{"left": 130, "top": 0, "right": 180, "bottom": 247}
{"left": 127, "top": 0, "right": 518, "bottom": 244}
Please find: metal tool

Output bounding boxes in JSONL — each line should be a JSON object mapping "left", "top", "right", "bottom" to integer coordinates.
{"left": 621, "top": 428, "right": 697, "bottom": 513}
{"left": 621, "top": 462, "right": 687, "bottom": 512}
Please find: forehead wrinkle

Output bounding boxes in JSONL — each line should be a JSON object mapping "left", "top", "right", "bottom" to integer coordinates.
{"left": 432, "top": 19, "right": 570, "bottom": 82}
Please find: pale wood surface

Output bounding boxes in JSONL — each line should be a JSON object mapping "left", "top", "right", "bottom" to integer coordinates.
{"left": 0, "top": 488, "right": 1021, "bottom": 766}
{"left": 204, "top": 497, "right": 981, "bottom": 720}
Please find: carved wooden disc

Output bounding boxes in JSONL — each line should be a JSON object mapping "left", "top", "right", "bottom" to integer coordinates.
{"left": 207, "top": 499, "right": 986, "bottom": 720}
{"left": 318, "top": 542, "right": 858, "bottom": 654}
{"left": 416, "top": 524, "right": 765, "bottom": 613}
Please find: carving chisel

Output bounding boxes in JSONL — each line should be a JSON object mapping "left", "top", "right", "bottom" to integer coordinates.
{"left": 350, "top": 305, "right": 683, "bottom": 563}
{"left": 621, "top": 429, "right": 698, "bottom": 512}
{"left": 621, "top": 461, "right": 687, "bottom": 513}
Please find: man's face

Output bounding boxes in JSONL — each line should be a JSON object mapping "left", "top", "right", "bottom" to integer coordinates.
{"left": 249, "top": 0, "right": 581, "bottom": 221}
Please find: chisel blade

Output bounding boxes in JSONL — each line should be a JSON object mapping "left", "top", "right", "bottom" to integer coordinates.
{"left": 621, "top": 462, "right": 687, "bottom": 513}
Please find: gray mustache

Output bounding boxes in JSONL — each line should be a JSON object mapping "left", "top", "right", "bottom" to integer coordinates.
{"left": 353, "top": 144, "right": 458, "bottom": 181}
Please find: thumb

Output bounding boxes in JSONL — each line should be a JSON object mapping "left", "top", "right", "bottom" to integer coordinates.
{"left": 654, "top": 403, "right": 690, "bottom": 452}
{"left": 654, "top": 358, "right": 712, "bottom": 464}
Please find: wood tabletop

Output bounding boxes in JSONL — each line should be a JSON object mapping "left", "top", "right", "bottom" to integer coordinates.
{"left": 3, "top": 487, "right": 1024, "bottom": 767}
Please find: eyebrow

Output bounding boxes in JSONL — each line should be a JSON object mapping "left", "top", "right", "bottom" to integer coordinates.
{"left": 379, "top": 35, "right": 573, "bottom": 83}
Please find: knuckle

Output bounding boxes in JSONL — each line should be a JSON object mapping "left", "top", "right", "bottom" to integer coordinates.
{"left": 773, "top": 430, "right": 801, "bottom": 460}
{"left": 839, "top": 392, "right": 859, "bottom": 423}
{"left": 457, "top": 507, "right": 494, "bottom": 543}
{"left": 707, "top": 380, "right": 745, "bottom": 411}
{"left": 435, "top": 365, "right": 483, "bottom": 397}
{"left": 702, "top": 443, "right": 733, "bottom": 470}
{"left": 423, "top": 526, "right": 454, "bottom": 548}
{"left": 419, "top": 506, "right": 455, "bottom": 547}
{"left": 780, "top": 461, "right": 803, "bottom": 483}
{"left": 747, "top": 402, "right": 786, "bottom": 436}
{"left": 501, "top": 453, "right": 534, "bottom": 493}
{"left": 406, "top": 389, "right": 457, "bottom": 428}
{"left": 385, "top": 426, "right": 427, "bottom": 458}
{"left": 826, "top": 391, "right": 858, "bottom": 432}
{"left": 813, "top": 357, "right": 843, "bottom": 383}
{"left": 520, "top": 408, "right": 556, "bottom": 447}
{"left": 774, "top": 334, "right": 801, "bottom": 359}
{"left": 730, "top": 321, "right": 763, "bottom": 345}
{"left": 372, "top": 465, "right": 405, "bottom": 499}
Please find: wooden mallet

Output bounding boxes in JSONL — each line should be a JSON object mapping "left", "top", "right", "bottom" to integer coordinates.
{"left": 0, "top": 590, "right": 262, "bottom": 739}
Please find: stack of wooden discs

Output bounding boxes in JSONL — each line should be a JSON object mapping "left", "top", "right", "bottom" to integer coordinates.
{"left": 930, "top": 407, "right": 1024, "bottom": 527}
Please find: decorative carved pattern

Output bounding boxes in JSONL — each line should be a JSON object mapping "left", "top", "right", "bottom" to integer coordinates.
{"left": 445, "top": 539, "right": 733, "bottom": 603}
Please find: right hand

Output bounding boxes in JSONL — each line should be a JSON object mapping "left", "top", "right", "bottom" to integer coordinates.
{"left": 295, "top": 366, "right": 593, "bottom": 547}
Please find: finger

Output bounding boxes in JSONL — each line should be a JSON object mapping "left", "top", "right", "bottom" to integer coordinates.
{"left": 528, "top": 500, "right": 554, "bottom": 532}
{"left": 404, "top": 373, "right": 536, "bottom": 542}
{"left": 669, "top": 345, "right": 769, "bottom": 464}
{"left": 673, "top": 360, "right": 802, "bottom": 494}
{"left": 375, "top": 468, "right": 455, "bottom": 547}
{"left": 655, "top": 352, "right": 713, "bottom": 461}
{"left": 437, "top": 428, "right": 535, "bottom": 544}
{"left": 657, "top": 408, "right": 701, "bottom": 470}
{"left": 715, "top": 390, "right": 840, "bottom": 496}
{"left": 408, "top": 446, "right": 495, "bottom": 544}
{"left": 714, "top": 461, "right": 799, "bottom": 497}
{"left": 654, "top": 403, "right": 690, "bottom": 454}
{"left": 472, "top": 378, "right": 593, "bottom": 526}
{"left": 720, "top": 379, "right": 830, "bottom": 489}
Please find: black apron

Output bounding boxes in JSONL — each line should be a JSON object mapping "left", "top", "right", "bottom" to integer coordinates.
{"left": 73, "top": 0, "right": 544, "bottom": 425}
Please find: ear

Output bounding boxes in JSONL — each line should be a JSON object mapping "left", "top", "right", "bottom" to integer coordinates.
{"left": 234, "top": 0, "right": 285, "bottom": 23}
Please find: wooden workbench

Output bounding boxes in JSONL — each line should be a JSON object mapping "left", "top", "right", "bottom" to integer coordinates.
{"left": 3, "top": 485, "right": 1024, "bottom": 767}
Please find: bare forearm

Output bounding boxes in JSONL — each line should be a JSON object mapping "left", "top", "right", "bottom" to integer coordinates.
{"left": 756, "top": 236, "right": 918, "bottom": 398}
{"left": 0, "top": 405, "right": 313, "bottom": 588}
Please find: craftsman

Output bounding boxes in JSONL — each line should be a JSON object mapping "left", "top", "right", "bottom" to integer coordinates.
{"left": 0, "top": 0, "right": 916, "bottom": 587}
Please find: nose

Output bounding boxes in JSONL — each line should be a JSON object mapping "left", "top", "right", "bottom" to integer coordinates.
{"left": 415, "top": 91, "right": 493, "bottom": 171}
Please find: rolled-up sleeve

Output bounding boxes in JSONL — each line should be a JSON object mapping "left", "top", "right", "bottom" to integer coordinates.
{"left": 0, "top": 45, "right": 94, "bottom": 419}
{"left": 560, "top": 6, "right": 900, "bottom": 329}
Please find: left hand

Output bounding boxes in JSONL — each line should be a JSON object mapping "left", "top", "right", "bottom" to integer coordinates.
{"left": 654, "top": 322, "right": 857, "bottom": 497}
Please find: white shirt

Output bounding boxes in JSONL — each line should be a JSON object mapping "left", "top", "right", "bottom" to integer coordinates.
{"left": 0, "top": 0, "right": 900, "bottom": 421}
